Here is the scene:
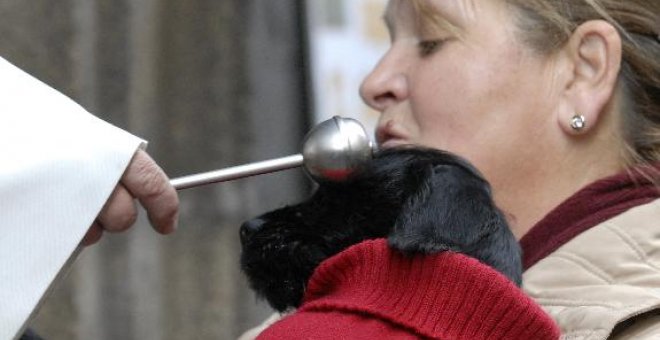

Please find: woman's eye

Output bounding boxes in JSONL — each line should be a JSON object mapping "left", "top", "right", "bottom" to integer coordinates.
{"left": 418, "top": 40, "right": 443, "bottom": 57}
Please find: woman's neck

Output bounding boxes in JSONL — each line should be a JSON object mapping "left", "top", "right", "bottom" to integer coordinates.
{"left": 499, "top": 146, "right": 624, "bottom": 240}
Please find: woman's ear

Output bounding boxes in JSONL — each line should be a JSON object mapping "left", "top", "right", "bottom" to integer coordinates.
{"left": 558, "top": 20, "right": 622, "bottom": 136}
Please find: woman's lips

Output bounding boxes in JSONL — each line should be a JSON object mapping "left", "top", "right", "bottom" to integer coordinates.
{"left": 379, "top": 139, "right": 410, "bottom": 149}
{"left": 376, "top": 122, "right": 410, "bottom": 149}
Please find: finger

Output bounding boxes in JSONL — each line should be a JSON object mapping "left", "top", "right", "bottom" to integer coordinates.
{"left": 121, "top": 149, "right": 179, "bottom": 234}
{"left": 97, "top": 184, "right": 138, "bottom": 233}
{"left": 81, "top": 222, "right": 104, "bottom": 246}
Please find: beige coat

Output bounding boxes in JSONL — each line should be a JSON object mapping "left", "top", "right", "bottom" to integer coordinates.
{"left": 523, "top": 199, "right": 660, "bottom": 339}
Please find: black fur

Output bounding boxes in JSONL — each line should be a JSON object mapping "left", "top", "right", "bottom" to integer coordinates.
{"left": 239, "top": 147, "right": 521, "bottom": 312}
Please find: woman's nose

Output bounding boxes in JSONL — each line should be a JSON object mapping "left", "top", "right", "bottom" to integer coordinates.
{"left": 360, "top": 53, "right": 409, "bottom": 112}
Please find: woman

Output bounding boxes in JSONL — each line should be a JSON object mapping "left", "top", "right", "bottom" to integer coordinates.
{"left": 360, "top": 0, "right": 660, "bottom": 338}
{"left": 255, "top": 0, "right": 660, "bottom": 338}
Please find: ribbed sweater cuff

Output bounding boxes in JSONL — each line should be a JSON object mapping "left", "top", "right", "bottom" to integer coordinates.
{"left": 302, "top": 239, "right": 559, "bottom": 339}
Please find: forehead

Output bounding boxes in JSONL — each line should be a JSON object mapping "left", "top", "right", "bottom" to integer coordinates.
{"left": 385, "top": 0, "right": 508, "bottom": 35}
{"left": 384, "top": 0, "right": 483, "bottom": 31}
{"left": 386, "top": 0, "right": 479, "bottom": 18}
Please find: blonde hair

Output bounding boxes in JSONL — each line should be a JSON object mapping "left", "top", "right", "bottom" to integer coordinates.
{"left": 411, "top": 0, "right": 660, "bottom": 176}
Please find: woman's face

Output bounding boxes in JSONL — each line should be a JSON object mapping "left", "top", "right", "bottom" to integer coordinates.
{"left": 361, "top": 0, "right": 563, "bottom": 219}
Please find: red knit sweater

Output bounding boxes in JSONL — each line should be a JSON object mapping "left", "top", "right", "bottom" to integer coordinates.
{"left": 258, "top": 239, "right": 559, "bottom": 339}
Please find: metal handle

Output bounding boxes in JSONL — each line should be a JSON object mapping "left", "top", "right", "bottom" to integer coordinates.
{"left": 170, "top": 154, "right": 304, "bottom": 190}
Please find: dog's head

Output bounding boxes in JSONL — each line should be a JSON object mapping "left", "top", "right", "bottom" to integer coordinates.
{"left": 240, "top": 147, "right": 521, "bottom": 312}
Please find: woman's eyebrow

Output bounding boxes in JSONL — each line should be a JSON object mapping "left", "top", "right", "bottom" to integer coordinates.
{"left": 379, "top": 1, "right": 463, "bottom": 39}
{"left": 416, "top": 4, "right": 463, "bottom": 37}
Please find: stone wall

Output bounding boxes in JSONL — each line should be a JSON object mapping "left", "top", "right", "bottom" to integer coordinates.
{"left": 0, "top": 0, "right": 310, "bottom": 338}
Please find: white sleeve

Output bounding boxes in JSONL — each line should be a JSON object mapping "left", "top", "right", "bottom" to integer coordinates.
{"left": 0, "top": 56, "right": 145, "bottom": 339}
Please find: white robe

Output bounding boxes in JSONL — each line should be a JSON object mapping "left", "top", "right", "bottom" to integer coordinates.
{"left": 0, "top": 57, "right": 143, "bottom": 339}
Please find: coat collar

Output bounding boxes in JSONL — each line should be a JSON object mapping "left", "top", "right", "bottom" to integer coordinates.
{"left": 523, "top": 198, "right": 660, "bottom": 339}
{"left": 520, "top": 168, "right": 660, "bottom": 270}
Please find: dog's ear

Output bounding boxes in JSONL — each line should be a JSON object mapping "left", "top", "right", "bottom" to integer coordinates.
{"left": 388, "top": 163, "right": 493, "bottom": 253}
{"left": 388, "top": 162, "right": 522, "bottom": 284}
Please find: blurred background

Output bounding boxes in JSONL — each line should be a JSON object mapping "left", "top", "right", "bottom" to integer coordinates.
{"left": 0, "top": 0, "right": 387, "bottom": 339}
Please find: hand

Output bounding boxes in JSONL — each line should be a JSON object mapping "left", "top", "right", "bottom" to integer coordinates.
{"left": 81, "top": 149, "right": 179, "bottom": 246}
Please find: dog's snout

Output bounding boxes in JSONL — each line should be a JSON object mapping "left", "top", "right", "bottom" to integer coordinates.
{"left": 240, "top": 218, "right": 265, "bottom": 243}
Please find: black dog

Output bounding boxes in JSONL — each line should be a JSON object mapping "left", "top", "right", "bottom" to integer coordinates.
{"left": 239, "top": 147, "right": 521, "bottom": 312}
